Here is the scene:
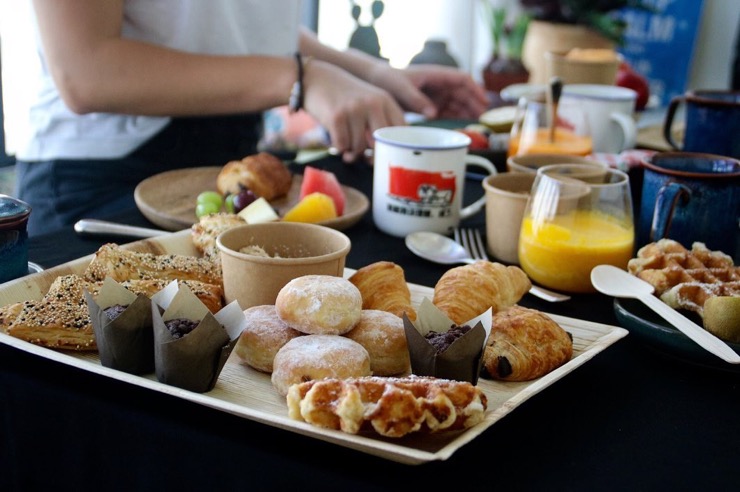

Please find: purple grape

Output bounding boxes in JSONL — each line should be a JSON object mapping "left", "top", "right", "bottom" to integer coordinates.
{"left": 232, "top": 189, "right": 257, "bottom": 213}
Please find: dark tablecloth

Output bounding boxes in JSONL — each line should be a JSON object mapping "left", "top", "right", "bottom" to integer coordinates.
{"left": 1, "top": 157, "right": 738, "bottom": 491}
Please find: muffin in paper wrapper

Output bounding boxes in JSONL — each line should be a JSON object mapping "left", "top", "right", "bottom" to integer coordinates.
{"left": 151, "top": 281, "right": 246, "bottom": 393}
{"left": 85, "top": 277, "right": 155, "bottom": 375}
{"left": 403, "top": 298, "right": 492, "bottom": 385}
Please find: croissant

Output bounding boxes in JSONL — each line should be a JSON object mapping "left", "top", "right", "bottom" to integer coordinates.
{"left": 482, "top": 305, "right": 573, "bottom": 381}
{"left": 216, "top": 152, "right": 292, "bottom": 200}
{"left": 432, "top": 260, "right": 531, "bottom": 325}
{"left": 348, "top": 261, "right": 417, "bottom": 321}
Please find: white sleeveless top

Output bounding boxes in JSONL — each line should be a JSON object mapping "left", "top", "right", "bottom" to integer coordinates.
{"left": 18, "top": 0, "right": 300, "bottom": 160}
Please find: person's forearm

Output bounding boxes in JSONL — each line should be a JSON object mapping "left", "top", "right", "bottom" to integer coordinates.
{"left": 52, "top": 40, "right": 298, "bottom": 117}
{"left": 33, "top": 0, "right": 297, "bottom": 116}
{"left": 299, "top": 28, "right": 389, "bottom": 85}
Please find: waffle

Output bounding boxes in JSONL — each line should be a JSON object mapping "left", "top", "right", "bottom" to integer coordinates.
{"left": 627, "top": 239, "right": 740, "bottom": 317}
{"left": 287, "top": 376, "right": 487, "bottom": 438}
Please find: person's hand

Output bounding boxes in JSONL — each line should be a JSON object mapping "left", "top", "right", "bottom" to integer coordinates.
{"left": 369, "top": 64, "right": 489, "bottom": 120}
{"left": 303, "top": 60, "right": 405, "bottom": 162}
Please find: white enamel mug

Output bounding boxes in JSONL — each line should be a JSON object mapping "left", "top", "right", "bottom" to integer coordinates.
{"left": 372, "top": 126, "right": 497, "bottom": 237}
{"left": 561, "top": 84, "right": 638, "bottom": 154}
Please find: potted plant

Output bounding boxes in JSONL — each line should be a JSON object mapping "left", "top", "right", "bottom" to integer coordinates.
{"left": 480, "top": 3, "right": 531, "bottom": 93}
{"left": 519, "top": 0, "right": 654, "bottom": 83}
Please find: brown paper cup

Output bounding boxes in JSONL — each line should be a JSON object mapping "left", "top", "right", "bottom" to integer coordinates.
{"left": 85, "top": 283, "right": 155, "bottom": 375}
{"left": 544, "top": 50, "right": 620, "bottom": 85}
{"left": 402, "top": 300, "right": 490, "bottom": 384}
{"left": 152, "top": 284, "right": 245, "bottom": 393}
{"left": 217, "top": 222, "right": 350, "bottom": 309}
{"left": 482, "top": 173, "right": 535, "bottom": 264}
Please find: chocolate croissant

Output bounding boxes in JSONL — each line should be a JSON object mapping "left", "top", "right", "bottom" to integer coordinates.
{"left": 348, "top": 261, "right": 417, "bottom": 321}
{"left": 432, "top": 260, "right": 531, "bottom": 325}
{"left": 482, "top": 305, "right": 573, "bottom": 381}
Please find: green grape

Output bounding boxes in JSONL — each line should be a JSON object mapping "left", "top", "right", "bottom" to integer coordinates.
{"left": 196, "top": 191, "right": 224, "bottom": 209}
{"left": 224, "top": 193, "right": 236, "bottom": 214}
{"left": 195, "top": 201, "right": 219, "bottom": 218}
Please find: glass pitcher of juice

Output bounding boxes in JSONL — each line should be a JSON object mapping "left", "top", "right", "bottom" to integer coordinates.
{"left": 508, "top": 95, "right": 593, "bottom": 158}
{"left": 518, "top": 164, "right": 634, "bottom": 293}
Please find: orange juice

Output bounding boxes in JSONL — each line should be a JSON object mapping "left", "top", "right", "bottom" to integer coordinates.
{"left": 518, "top": 210, "right": 634, "bottom": 293}
{"left": 508, "top": 128, "right": 593, "bottom": 157}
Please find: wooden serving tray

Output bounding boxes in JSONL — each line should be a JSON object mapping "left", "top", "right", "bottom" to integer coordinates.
{"left": 0, "top": 231, "right": 627, "bottom": 464}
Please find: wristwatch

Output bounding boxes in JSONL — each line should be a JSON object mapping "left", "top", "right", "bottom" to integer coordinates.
{"left": 289, "top": 52, "right": 306, "bottom": 113}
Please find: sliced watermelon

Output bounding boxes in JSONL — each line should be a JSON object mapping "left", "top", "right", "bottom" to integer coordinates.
{"left": 299, "top": 166, "right": 346, "bottom": 216}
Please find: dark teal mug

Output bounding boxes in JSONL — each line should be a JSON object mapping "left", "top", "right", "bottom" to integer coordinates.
{"left": 0, "top": 195, "right": 32, "bottom": 284}
{"left": 663, "top": 90, "right": 740, "bottom": 158}
{"left": 637, "top": 152, "right": 740, "bottom": 260}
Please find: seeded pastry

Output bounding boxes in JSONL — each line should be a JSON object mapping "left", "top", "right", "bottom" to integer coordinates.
{"left": 4, "top": 274, "right": 224, "bottom": 351}
{"left": 84, "top": 243, "right": 221, "bottom": 286}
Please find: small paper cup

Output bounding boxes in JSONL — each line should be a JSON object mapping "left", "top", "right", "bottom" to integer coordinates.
{"left": 403, "top": 299, "right": 492, "bottom": 385}
{"left": 217, "top": 222, "right": 351, "bottom": 310}
{"left": 507, "top": 153, "right": 602, "bottom": 175}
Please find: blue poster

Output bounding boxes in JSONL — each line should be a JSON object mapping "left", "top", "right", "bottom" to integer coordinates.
{"left": 616, "top": 0, "right": 705, "bottom": 108}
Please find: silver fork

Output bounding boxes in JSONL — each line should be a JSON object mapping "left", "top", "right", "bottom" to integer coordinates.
{"left": 454, "top": 227, "right": 489, "bottom": 262}
{"left": 453, "top": 227, "right": 571, "bottom": 302}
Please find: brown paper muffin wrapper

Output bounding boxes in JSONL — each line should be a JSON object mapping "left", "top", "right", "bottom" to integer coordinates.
{"left": 153, "top": 282, "right": 246, "bottom": 393}
{"left": 403, "top": 298, "right": 492, "bottom": 385}
{"left": 85, "top": 277, "right": 155, "bottom": 375}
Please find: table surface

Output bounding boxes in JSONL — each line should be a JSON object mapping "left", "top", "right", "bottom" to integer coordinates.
{"left": 1, "top": 156, "right": 738, "bottom": 492}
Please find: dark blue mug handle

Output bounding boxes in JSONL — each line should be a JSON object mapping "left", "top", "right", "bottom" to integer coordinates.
{"left": 650, "top": 182, "right": 691, "bottom": 241}
{"left": 662, "top": 95, "right": 684, "bottom": 150}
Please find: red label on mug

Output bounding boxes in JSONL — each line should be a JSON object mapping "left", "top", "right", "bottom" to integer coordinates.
{"left": 388, "top": 166, "right": 457, "bottom": 206}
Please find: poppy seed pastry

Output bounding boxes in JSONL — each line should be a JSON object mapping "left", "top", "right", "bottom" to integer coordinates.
{"left": 275, "top": 275, "right": 362, "bottom": 335}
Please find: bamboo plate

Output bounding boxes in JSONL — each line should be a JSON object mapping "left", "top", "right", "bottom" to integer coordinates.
{"left": 0, "top": 231, "right": 628, "bottom": 464}
{"left": 134, "top": 167, "right": 369, "bottom": 232}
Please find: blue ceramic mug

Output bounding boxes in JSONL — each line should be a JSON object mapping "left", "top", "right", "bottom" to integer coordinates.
{"left": 637, "top": 152, "right": 740, "bottom": 260}
{"left": 0, "top": 195, "right": 32, "bottom": 284}
{"left": 663, "top": 90, "right": 740, "bottom": 158}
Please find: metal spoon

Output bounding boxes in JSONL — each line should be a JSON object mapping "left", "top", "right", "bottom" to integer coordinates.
{"left": 591, "top": 264, "right": 740, "bottom": 364}
{"left": 405, "top": 231, "right": 571, "bottom": 303}
{"left": 74, "top": 219, "right": 169, "bottom": 238}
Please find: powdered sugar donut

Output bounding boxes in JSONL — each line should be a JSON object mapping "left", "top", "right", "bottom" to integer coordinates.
{"left": 344, "top": 310, "right": 410, "bottom": 376}
{"left": 271, "top": 335, "right": 371, "bottom": 396}
{"left": 275, "top": 275, "right": 362, "bottom": 335}
{"left": 234, "top": 305, "right": 303, "bottom": 373}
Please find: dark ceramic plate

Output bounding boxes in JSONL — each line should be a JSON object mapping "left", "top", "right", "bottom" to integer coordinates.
{"left": 613, "top": 298, "right": 740, "bottom": 372}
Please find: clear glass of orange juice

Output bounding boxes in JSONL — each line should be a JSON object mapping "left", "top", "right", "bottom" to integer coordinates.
{"left": 508, "top": 95, "right": 593, "bottom": 158}
{"left": 518, "top": 164, "right": 634, "bottom": 293}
